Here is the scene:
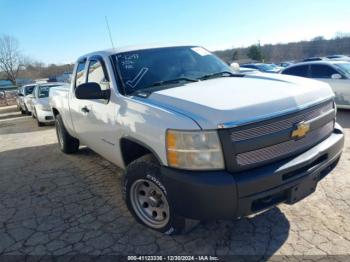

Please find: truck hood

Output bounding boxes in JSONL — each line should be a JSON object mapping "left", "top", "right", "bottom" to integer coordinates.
{"left": 143, "top": 74, "right": 334, "bottom": 129}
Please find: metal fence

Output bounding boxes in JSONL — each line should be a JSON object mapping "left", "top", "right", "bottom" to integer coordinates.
{"left": 0, "top": 90, "right": 17, "bottom": 107}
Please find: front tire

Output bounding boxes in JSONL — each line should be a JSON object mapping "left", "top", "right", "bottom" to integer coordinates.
{"left": 34, "top": 109, "right": 44, "bottom": 126}
{"left": 37, "top": 120, "right": 44, "bottom": 127}
{"left": 55, "top": 114, "right": 80, "bottom": 154}
{"left": 23, "top": 104, "right": 30, "bottom": 115}
{"left": 123, "top": 154, "right": 185, "bottom": 235}
{"left": 32, "top": 108, "right": 36, "bottom": 119}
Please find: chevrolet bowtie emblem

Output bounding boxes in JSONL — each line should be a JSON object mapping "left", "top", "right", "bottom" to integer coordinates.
{"left": 291, "top": 121, "right": 310, "bottom": 139}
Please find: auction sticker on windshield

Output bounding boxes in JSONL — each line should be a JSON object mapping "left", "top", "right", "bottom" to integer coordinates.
{"left": 191, "top": 47, "right": 210, "bottom": 56}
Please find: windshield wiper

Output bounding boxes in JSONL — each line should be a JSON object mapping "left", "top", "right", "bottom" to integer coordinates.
{"left": 198, "top": 71, "right": 244, "bottom": 80}
{"left": 149, "top": 77, "right": 198, "bottom": 87}
{"left": 128, "top": 77, "right": 198, "bottom": 97}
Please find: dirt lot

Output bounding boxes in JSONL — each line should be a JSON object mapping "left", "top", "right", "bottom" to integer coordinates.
{"left": 0, "top": 109, "right": 349, "bottom": 258}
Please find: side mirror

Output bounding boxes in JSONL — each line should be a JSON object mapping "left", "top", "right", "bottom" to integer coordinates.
{"left": 18, "top": 93, "right": 24, "bottom": 97}
{"left": 75, "top": 82, "right": 110, "bottom": 100}
{"left": 331, "top": 73, "right": 342, "bottom": 79}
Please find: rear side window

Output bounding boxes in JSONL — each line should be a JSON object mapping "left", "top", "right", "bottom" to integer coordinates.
{"left": 75, "top": 61, "right": 86, "bottom": 88}
{"left": 282, "top": 65, "right": 309, "bottom": 77}
{"left": 310, "top": 64, "right": 338, "bottom": 78}
{"left": 87, "top": 60, "right": 109, "bottom": 90}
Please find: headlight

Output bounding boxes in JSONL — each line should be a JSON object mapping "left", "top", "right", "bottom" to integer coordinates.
{"left": 166, "top": 130, "right": 224, "bottom": 170}
{"left": 37, "top": 104, "right": 51, "bottom": 111}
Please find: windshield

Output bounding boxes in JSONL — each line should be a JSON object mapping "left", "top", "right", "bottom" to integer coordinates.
{"left": 334, "top": 63, "right": 350, "bottom": 78}
{"left": 113, "top": 46, "right": 232, "bottom": 94}
{"left": 38, "top": 85, "right": 60, "bottom": 98}
{"left": 24, "top": 85, "right": 35, "bottom": 95}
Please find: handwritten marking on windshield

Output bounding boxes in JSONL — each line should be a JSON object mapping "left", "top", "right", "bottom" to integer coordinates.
{"left": 126, "top": 67, "right": 149, "bottom": 89}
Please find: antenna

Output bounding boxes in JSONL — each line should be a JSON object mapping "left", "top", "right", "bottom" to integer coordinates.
{"left": 105, "top": 16, "right": 115, "bottom": 49}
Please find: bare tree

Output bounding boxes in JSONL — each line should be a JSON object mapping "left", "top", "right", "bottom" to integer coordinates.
{"left": 0, "top": 35, "right": 25, "bottom": 84}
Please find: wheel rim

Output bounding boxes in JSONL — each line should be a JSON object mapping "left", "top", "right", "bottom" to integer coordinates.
{"left": 130, "top": 179, "right": 170, "bottom": 228}
{"left": 56, "top": 120, "right": 64, "bottom": 149}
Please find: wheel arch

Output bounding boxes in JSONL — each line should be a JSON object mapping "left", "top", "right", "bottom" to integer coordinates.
{"left": 52, "top": 107, "right": 60, "bottom": 118}
{"left": 120, "top": 137, "right": 164, "bottom": 167}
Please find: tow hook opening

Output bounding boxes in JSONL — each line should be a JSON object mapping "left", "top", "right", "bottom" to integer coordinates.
{"left": 251, "top": 191, "right": 287, "bottom": 212}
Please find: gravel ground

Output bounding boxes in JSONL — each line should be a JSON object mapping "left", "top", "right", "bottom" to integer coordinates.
{"left": 0, "top": 109, "right": 349, "bottom": 259}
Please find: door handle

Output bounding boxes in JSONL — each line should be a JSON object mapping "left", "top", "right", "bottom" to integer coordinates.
{"left": 81, "top": 106, "right": 90, "bottom": 113}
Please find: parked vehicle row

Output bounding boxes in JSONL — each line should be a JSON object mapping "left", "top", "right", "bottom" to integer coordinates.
{"left": 49, "top": 44, "right": 344, "bottom": 234}
{"left": 301, "top": 55, "right": 350, "bottom": 62}
{"left": 239, "top": 54, "right": 350, "bottom": 74}
{"left": 240, "top": 63, "right": 282, "bottom": 73}
{"left": 16, "top": 82, "right": 67, "bottom": 126}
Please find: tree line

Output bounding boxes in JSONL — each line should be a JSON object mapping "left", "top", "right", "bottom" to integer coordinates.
{"left": 214, "top": 35, "right": 350, "bottom": 64}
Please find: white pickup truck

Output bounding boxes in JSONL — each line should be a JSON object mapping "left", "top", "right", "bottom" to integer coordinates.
{"left": 50, "top": 44, "right": 344, "bottom": 234}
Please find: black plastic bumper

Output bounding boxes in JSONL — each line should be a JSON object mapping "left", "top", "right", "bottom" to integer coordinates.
{"left": 161, "top": 123, "right": 344, "bottom": 220}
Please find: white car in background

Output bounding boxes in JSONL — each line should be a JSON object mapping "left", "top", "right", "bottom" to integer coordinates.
{"left": 281, "top": 61, "right": 350, "bottom": 109}
{"left": 30, "top": 82, "right": 67, "bottom": 126}
{"left": 17, "top": 84, "right": 36, "bottom": 114}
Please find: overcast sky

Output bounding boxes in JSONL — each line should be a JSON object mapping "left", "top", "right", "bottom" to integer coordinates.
{"left": 1, "top": 0, "right": 349, "bottom": 64}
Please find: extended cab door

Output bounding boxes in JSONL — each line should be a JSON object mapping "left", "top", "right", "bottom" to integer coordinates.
{"left": 69, "top": 56, "right": 119, "bottom": 163}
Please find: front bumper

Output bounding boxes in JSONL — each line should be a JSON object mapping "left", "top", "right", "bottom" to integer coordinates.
{"left": 161, "top": 123, "right": 344, "bottom": 220}
{"left": 36, "top": 108, "right": 54, "bottom": 123}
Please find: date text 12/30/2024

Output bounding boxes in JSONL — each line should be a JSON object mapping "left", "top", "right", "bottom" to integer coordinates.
{"left": 127, "top": 256, "right": 220, "bottom": 261}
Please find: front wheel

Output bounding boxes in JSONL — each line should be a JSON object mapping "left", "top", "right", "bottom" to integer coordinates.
{"left": 37, "top": 119, "right": 44, "bottom": 127}
{"left": 55, "top": 114, "right": 80, "bottom": 154}
{"left": 123, "top": 154, "right": 185, "bottom": 235}
{"left": 23, "top": 104, "right": 30, "bottom": 115}
{"left": 32, "top": 108, "right": 36, "bottom": 119}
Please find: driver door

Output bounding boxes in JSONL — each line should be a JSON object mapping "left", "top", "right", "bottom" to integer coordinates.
{"left": 70, "top": 56, "right": 118, "bottom": 162}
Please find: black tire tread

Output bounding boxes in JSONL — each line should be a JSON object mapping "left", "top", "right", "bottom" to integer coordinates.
{"left": 123, "top": 154, "right": 185, "bottom": 235}
{"left": 55, "top": 114, "right": 80, "bottom": 154}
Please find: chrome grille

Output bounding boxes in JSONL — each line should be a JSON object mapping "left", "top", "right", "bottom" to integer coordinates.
{"left": 236, "top": 121, "right": 334, "bottom": 166}
{"left": 231, "top": 101, "right": 333, "bottom": 142}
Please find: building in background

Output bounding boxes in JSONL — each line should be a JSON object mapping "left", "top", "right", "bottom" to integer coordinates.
{"left": 47, "top": 72, "right": 72, "bottom": 83}
{"left": 56, "top": 72, "right": 72, "bottom": 83}
{"left": 0, "top": 80, "right": 17, "bottom": 90}
{"left": 15, "top": 78, "right": 34, "bottom": 86}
